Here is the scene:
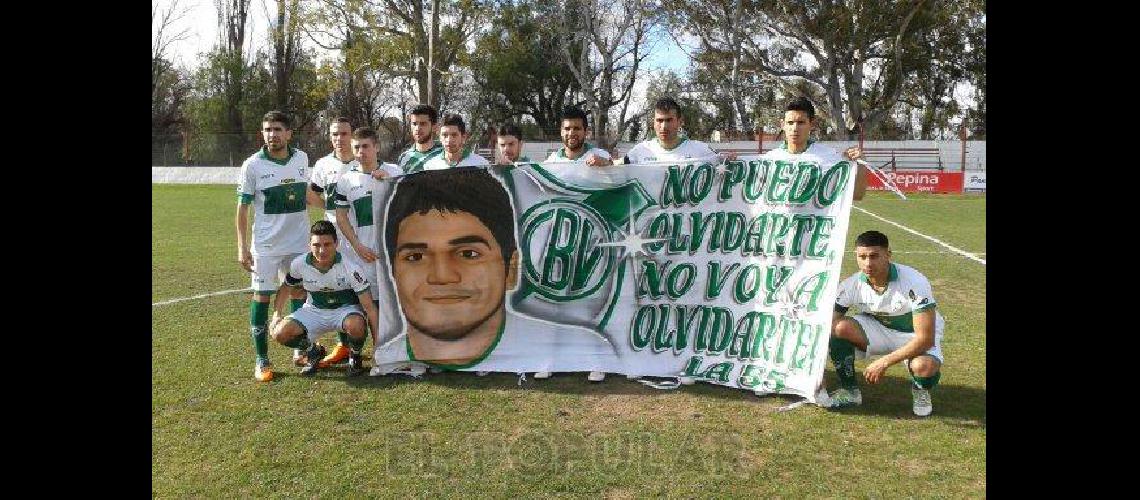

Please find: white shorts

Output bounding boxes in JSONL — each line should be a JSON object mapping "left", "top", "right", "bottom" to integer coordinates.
{"left": 851, "top": 314, "right": 944, "bottom": 364}
{"left": 287, "top": 304, "right": 365, "bottom": 342}
{"left": 250, "top": 253, "right": 302, "bottom": 292}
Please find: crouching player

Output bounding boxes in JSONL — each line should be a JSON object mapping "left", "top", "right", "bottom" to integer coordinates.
{"left": 271, "top": 220, "right": 381, "bottom": 377}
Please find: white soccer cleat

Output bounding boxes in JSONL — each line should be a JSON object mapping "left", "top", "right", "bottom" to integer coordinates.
{"left": 588, "top": 371, "right": 606, "bottom": 382}
{"left": 828, "top": 388, "right": 863, "bottom": 409}
{"left": 533, "top": 371, "right": 552, "bottom": 379}
{"left": 912, "top": 387, "right": 933, "bottom": 417}
{"left": 678, "top": 376, "right": 695, "bottom": 386}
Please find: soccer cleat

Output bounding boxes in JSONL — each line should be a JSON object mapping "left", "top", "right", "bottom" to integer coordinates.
{"left": 319, "top": 343, "right": 352, "bottom": 368}
{"left": 912, "top": 387, "right": 933, "bottom": 417}
{"left": 828, "top": 388, "right": 862, "bottom": 409}
{"left": 678, "top": 376, "right": 696, "bottom": 386}
{"left": 254, "top": 359, "right": 274, "bottom": 382}
{"left": 533, "top": 371, "right": 552, "bottom": 379}
{"left": 588, "top": 371, "right": 606, "bottom": 382}
{"left": 292, "top": 349, "right": 306, "bottom": 367}
{"left": 300, "top": 344, "right": 327, "bottom": 376}
{"left": 346, "top": 352, "right": 365, "bottom": 377}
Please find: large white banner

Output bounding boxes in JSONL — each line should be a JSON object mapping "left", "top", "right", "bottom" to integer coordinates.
{"left": 370, "top": 156, "right": 855, "bottom": 401}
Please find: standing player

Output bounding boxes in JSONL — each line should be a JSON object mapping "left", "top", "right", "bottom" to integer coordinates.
{"left": 296, "top": 116, "right": 360, "bottom": 367}
{"left": 623, "top": 97, "right": 720, "bottom": 164}
{"left": 763, "top": 97, "right": 868, "bottom": 200}
{"left": 335, "top": 127, "right": 403, "bottom": 313}
{"left": 545, "top": 106, "right": 613, "bottom": 167}
{"left": 421, "top": 114, "right": 491, "bottom": 170}
{"left": 494, "top": 124, "right": 531, "bottom": 164}
{"left": 539, "top": 105, "right": 614, "bottom": 381}
{"left": 397, "top": 104, "right": 444, "bottom": 174}
{"left": 236, "top": 110, "right": 318, "bottom": 382}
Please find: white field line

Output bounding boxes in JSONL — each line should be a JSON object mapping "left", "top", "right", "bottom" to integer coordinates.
{"left": 852, "top": 206, "right": 986, "bottom": 265}
{"left": 152, "top": 288, "right": 247, "bottom": 307}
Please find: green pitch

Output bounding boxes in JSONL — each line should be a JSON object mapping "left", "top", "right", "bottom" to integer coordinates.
{"left": 153, "top": 184, "right": 985, "bottom": 497}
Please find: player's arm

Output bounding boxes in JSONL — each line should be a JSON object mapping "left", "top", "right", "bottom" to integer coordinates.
{"left": 310, "top": 181, "right": 327, "bottom": 207}
{"left": 584, "top": 153, "right": 614, "bottom": 167}
{"left": 235, "top": 196, "right": 253, "bottom": 272}
{"left": 863, "top": 307, "right": 936, "bottom": 384}
{"left": 357, "top": 289, "right": 381, "bottom": 345}
{"left": 306, "top": 182, "right": 323, "bottom": 208}
{"left": 832, "top": 280, "right": 852, "bottom": 332}
{"left": 271, "top": 282, "right": 291, "bottom": 322}
{"left": 852, "top": 163, "right": 868, "bottom": 200}
{"left": 844, "top": 147, "right": 868, "bottom": 200}
{"left": 335, "top": 206, "right": 377, "bottom": 263}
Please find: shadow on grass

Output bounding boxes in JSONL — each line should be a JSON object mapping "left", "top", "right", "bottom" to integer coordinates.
{"left": 329, "top": 366, "right": 985, "bottom": 426}
{"left": 821, "top": 372, "right": 986, "bottom": 427}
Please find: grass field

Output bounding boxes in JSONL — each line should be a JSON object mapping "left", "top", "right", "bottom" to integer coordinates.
{"left": 152, "top": 185, "right": 985, "bottom": 497}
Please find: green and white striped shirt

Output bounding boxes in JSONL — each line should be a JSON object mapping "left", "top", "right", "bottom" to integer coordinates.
{"left": 397, "top": 142, "right": 444, "bottom": 174}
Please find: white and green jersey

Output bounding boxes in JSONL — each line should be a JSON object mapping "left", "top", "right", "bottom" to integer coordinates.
{"left": 310, "top": 153, "right": 359, "bottom": 223}
{"left": 422, "top": 151, "right": 490, "bottom": 170}
{"left": 335, "top": 163, "right": 404, "bottom": 253}
{"left": 835, "top": 262, "right": 946, "bottom": 333}
{"left": 284, "top": 252, "right": 371, "bottom": 309}
{"left": 397, "top": 142, "right": 444, "bottom": 174}
{"left": 237, "top": 147, "right": 311, "bottom": 257}
{"left": 545, "top": 143, "right": 612, "bottom": 163}
{"left": 624, "top": 136, "right": 716, "bottom": 164}
{"left": 762, "top": 141, "right": 844, "bottom": 169}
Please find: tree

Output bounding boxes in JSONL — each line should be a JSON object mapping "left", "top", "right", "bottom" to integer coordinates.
{"left": 152, "top": 0, "right": 191, "bottom": 101}
{"left": 470, "top": 0, "right": 579, "bottom": 137}
{"left": 660, "top": 0, "right": 756, "bottom": 134}
{"left": 558, "top": 0, "right": 654, "bottom": 146}
{"left": 299, "top": 0, "right": 486, "bottom": 146}
{"left": 884, "top": 1, "right": 983, "bottom": 139}
{"left": 215, "top": 0, "right": 253, "bottom": 153}
{"left": 371, "top": 0, "right": 489, "bottom": 109}
{"left": 665, "top": 0, "right": 983, "bottom": 139}
{"left": 152, "top": 0, "right": 193, "bottom": 163}
{"left": 269, "top": 0, "right": 301, "bottom": 113}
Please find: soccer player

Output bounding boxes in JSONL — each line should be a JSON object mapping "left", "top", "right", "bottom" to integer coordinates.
{"left": 236, "top": 110, "right": 318, "bottom": 382}
{"left": 829, "top": 230, "right": 946, "bottom": 416}
{"left": 296, "top": 117, "right": 361, "bottom": 366}
{"left": 397, "top": 104, "right": 444, "bottom": 174}
{"left": 335, "top": 126, "right": 403, "bottom": 310}
{"left": 763, "top": 96, "right": 868, "bottom": 200}
{"left": 421, "top": 114, "right": 491, "bottom": 170}
{"left": 623, "top": 97, "right": 720, "bottom": 164}
{"left": 495, "top": 123, "right": 531, "bottom": 164}
{"left": 544, "top": 106, "right": 613, "bottom": 168}
{"left": 271, "top": 220, "right": 381, "bottom": 377}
